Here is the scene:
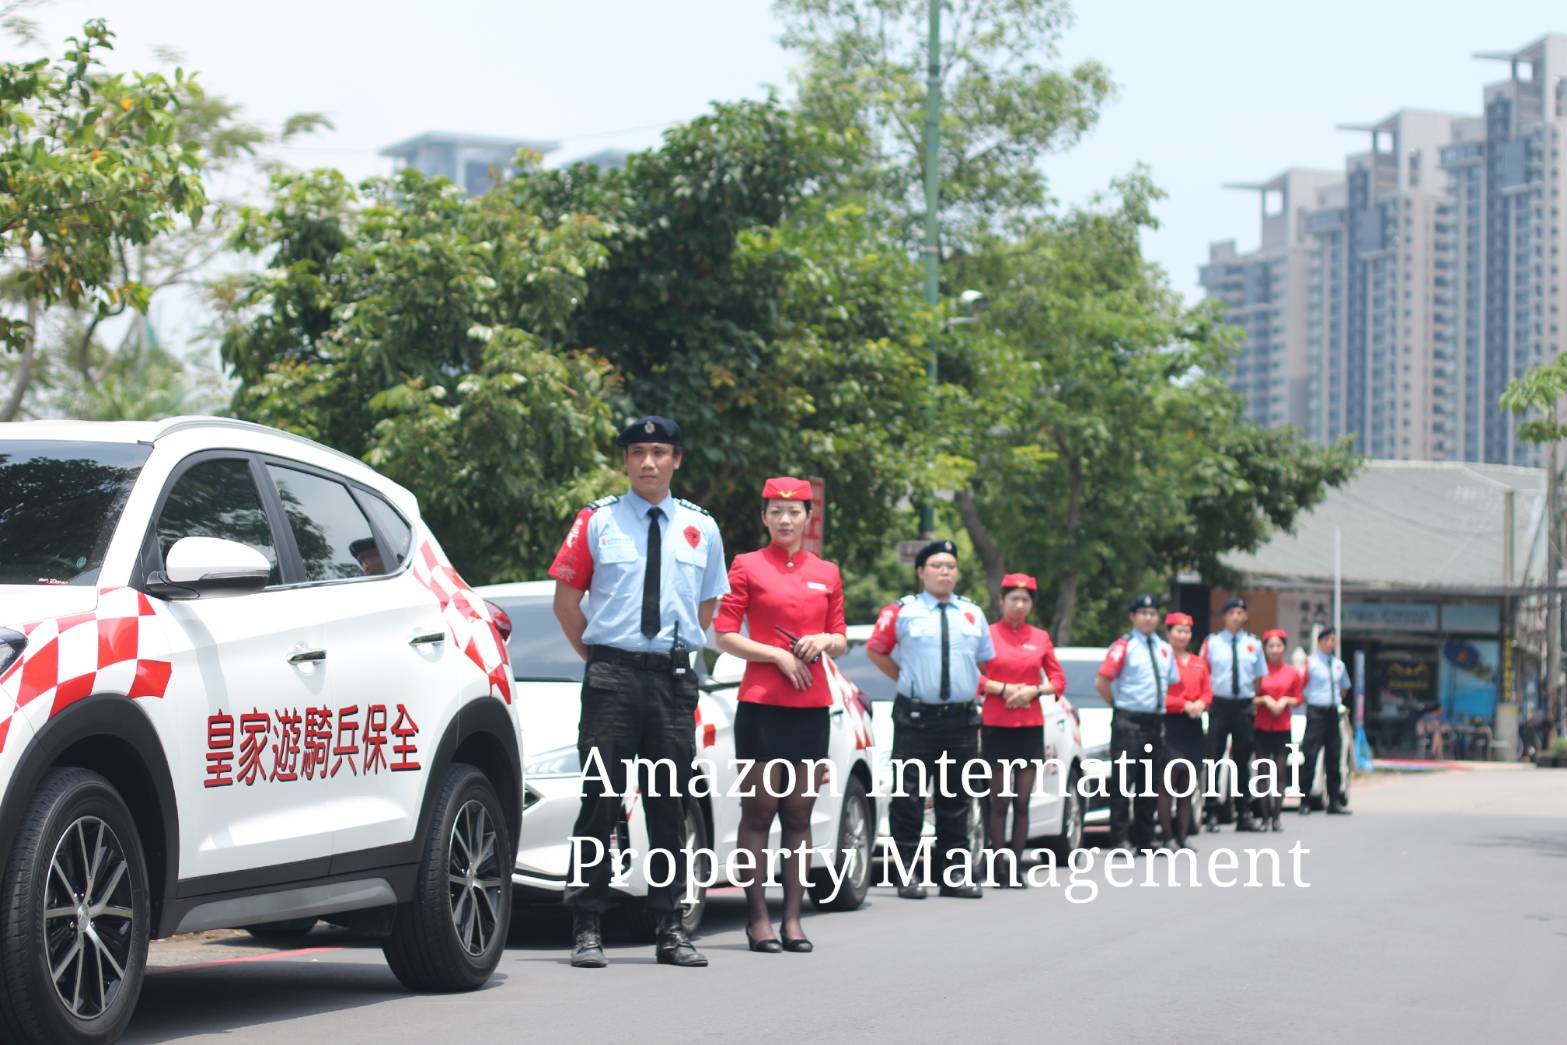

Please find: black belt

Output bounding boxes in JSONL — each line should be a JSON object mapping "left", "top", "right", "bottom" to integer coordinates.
{"left": 1113, "top": 709, "right": 1162, "bottom": 722}
{"left": 587, "top": 645, "right": 675, "bottom": 672}
{"left": 895, "top": 695, "right": 974, "bottom": 717}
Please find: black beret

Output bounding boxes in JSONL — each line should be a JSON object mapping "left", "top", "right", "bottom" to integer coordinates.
{"left": 1128, "top": 593, "right": 1158, "bottom": 612}
{"left": 1221, "top": 596, "right": 1248, "bottom": 613}
{"left": 616, "top": 415, "right": 682, "bottom": 447}
{"left": 1318, "top": 626, "right": 1335, "bottom": 639}
{"left": 914, "top": 539, "right": 958, "bottom": 569}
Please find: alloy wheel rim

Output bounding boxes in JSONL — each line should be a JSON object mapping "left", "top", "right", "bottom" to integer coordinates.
{"left": 44, "top": 816, "right": 135, "bottom": 1021}
{"left": 842, "top": 794, "right": 870, "bottom": 889}
{"left": 448, "top": 800, "right": 503, "bottom": 957}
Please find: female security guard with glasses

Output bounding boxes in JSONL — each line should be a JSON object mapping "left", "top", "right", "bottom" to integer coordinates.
{"left": 713, "top": 477, "right": 846, "bottom": 954}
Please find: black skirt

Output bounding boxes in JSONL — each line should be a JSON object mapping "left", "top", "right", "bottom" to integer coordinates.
{"left": 1255, "top": 729, "right": 1291, "bottom": 757}
{"left": 733, "top": 702, "right": 831, "bottom": 763}
{"left": 1163, "top": 713, "right": 1206, "bottom": 765}
{"left": 981, "top": 724, "right": 1045, "bottom": 763}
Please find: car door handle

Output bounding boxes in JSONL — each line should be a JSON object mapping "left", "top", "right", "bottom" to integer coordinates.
{"left": 408, "top": 631, "right": 446, "bottom": 647}
{"left": 288, "top": 647, "right": 327, "bottom": 665}
{"left": 830, "top": 707, "right": 845, "bottom": 718}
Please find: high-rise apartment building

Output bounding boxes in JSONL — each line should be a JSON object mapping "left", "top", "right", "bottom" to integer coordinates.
{"left": 1199, "top": 169, "right": 1339, "bottom": 430}
{"left": 1204, "top": 35, "right": 1567, "bottom": 466}
{"left": 379, "top": 132, "right": 559, "bottom": 196}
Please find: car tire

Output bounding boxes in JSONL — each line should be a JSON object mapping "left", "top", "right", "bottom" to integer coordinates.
{"left": 810, "top": 775, "right": 872, "bottom": 910}
{"left": 0, "top": 767, "right": 151, "bottom": 1045}
{"left": 1040, "top": 770, "right": 1084, "bottom": 863}
{"left": 622, "top": 800, "right": 708, "bottom": 942}
{"left": 382, "top": 764, "right": 512, "bottom": 992}
{"left": 242, "top": 918, "right": 317, "bottom": 942}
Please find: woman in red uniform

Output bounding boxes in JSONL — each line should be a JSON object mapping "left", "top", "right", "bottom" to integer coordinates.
{"left": 1159, "top": 612, "right": 1210, "bottom": 850}
{"left": 976, "top": 573, "right": 1067, "bottom": 882}
{"left": 713, "top": 477, "right": 846, "bottom": 954}
{"left": 1253, "top": 628, "right": 1303, "bottom": 832}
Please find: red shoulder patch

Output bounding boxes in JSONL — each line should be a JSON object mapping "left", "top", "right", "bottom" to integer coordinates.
{"left": 684, "top": 525, "right": 701, "bottom": 549}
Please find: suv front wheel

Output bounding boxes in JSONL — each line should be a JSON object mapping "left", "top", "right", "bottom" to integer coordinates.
{"left": 0, "top": 767, "right": 151, "bottom": 1045}
{"left": 383, "top": 764, "right": 512, "bottom": 991}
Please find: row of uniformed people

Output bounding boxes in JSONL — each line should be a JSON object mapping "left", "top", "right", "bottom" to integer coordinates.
{"left": 1094, "top": 593, "right": 1354, "bottom": 853}
{"left": 547, "top": 415, "right": 1081, "bottom": 967}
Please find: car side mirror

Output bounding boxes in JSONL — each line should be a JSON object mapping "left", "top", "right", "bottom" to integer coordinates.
{"left": 144, "top": 537, "right": 271, "bottom": 599}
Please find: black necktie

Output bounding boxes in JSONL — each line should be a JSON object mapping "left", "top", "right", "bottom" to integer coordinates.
{"left": 938, "top": 604, "right": 951, "bottom": 701}
{"left": 1230, "top": 632, "right": 1240, "bottom": 697}
{"left": 1146, "top": 635, "right": 1165, "bottom": 702}
{"left": 641, "top": 507, "right": 662, "bottom": 637}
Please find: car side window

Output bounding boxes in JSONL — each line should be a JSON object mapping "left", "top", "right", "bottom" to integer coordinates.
{"left": 359, "top": 492, "right": 414, "bottom": 570}
{"left": 267, "top": 465, "right": 385, "bottom": 581}
{"left": 155, "top": 457, "right": 281, "bottom": 585}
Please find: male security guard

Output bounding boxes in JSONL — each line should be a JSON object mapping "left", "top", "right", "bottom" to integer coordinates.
{"left": 1201, "top": 596, "right": 1268, "bottom": 832}
{"left": 549, "top": 416, "right": 728, "bottom": 969}
{"left": 1299, "top": 627, "right": 1352, "bottom": 816}
{"left": 865, "top": 540, "right": 995, "bottom": 899}
{"left": 1095, "top": 595, "right": 1180, "bottom": 852}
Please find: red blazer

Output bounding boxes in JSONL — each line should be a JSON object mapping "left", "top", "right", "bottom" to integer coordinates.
{"left": 978, "top": 621, "right": 1066, "bottom": 728}
{"left": 713, "top": 544, "right": 846, "bottom": 708}
{"left": 1254, "top": 663, "right": 1303, "bottom": 732}
{"left": 1166, "top": 653, "right": 1213, "bottom": 714}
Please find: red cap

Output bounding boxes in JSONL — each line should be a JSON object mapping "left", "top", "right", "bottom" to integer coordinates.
{"left": 761, "top": 476, "right": 812, "bottom": 501}
{"left": 1263, "top": 628, "right": 1287, "bottom": 643}
{"left": 1164, "top": 612, "right": 1193, "bottom": 628}
{"left": 1000, "top": 573, "right": 1037, "bottom": 592}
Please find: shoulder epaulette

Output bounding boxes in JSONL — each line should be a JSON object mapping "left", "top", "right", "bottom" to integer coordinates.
{"left": 674, "top": 496, "right": 711, "bottom": 518}
{"left": 954, "top": 593, "right": 980, "bottom": 607}
{"left": 897, "top": 594, "right": 918, "bottom": 606}
{"left": 585, "top": 495, "right": 620, "bottom": 511}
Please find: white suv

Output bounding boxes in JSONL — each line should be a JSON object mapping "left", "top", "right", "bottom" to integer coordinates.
{"left": 0, "top": 418, "right": 523, "bottom": 1045}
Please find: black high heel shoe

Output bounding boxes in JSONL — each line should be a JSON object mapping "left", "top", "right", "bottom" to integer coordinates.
{"left": 746, "top": 926, "right": 782, "bottom": 953}
{"left": 780, "top": 933, "right": 813, "bottom": 953}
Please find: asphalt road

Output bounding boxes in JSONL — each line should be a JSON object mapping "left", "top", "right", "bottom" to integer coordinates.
{"left": 126, "top": 765, "right": 1567, "bottom": 1044}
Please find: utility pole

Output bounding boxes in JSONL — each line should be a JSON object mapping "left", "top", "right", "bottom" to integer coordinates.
{"left": 918, "top": 0, "right": 941, "bottom": 539}
{"left": 1548, "top": 417, "right": 1562, "bottom": 741}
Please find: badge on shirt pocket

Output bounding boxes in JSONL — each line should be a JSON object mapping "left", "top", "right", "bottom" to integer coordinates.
{"left": 598, "top": 531, "right": 637, "bottom": 564}
{"left": 807, "top": 581, "right": 829, "bottom": 592}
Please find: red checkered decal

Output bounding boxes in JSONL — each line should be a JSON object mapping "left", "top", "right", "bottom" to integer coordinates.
{"left": 0, "top": 587, "right": 171, "bottom": 752}
{"left": 409, "top": 539, "right": 512, "bottom": 703}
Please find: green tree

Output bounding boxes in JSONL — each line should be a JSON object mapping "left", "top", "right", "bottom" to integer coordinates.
{"left": 1, "top": 17, "right": 207, "bottom": 418}
{"left": 949, "top": 175, "right": 1357, "bottom": 643}
{"left": 219, "top": 167, "right": 620, "bottom": 583}
{"left": 776, "top": 0, "right": 1114, "bottom": 246}
{"left": 515, "top": 100, "right": 949, "bottom": 575}
{"left": 1500, "top": 355, "right": 1567, "bottom": 444}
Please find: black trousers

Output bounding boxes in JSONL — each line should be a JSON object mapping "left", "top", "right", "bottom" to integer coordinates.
{"left": 1300, "top": 705, "right": 1346, "bottom": 806}
{"left": 1207, "top": 698, "right": 1255, "bottom": 822}
{"left": 1109, "top": 710, "right": 1164, "bottom": 847}
{"left": 566, "top": 656, "right": 698, "bottom": 915}
{"left": 888, "top": 699, "right": 980, "bottom": 883}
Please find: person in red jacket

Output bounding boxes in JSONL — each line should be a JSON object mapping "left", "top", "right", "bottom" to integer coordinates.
{"left": 713, "top": 477, "right": 846, "bottom": 954}
{"left": 1159, "top": 612, "right": 1210, "bottom": 850}
{"left": 1253, "top": 629, "right": 1303, "bottom": 832}
{"left": 976, "top": 573, "right": 1067, "bottom": 882}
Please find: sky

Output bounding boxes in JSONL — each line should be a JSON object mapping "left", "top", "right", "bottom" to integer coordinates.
{"left": 16, "top": 0, "right": 1567, "bottom": 342}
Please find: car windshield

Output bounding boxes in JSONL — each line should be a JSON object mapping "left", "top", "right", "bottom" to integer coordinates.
{"left": 0, "top": 441, "right": 151, "bottom": 586}
{"left": 839, "top": 642, "right": 898, "bottom": 702}
{"left": 489, "top": 595, "right": 587, "bottom": 682}
{"left": 1057, "top": 659, "right": 1101, "bottom": 703}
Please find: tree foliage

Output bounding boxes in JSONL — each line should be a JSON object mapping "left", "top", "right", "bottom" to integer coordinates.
{"left": 1501, "top": 354, "right": 1567, "bottom": 445}
{"left": 514, "top": 100, "right": 948, "bottom": 572}
{"left": 219, "top": 168, "right": 621, "bottom": 583}
{"left": 1, "top": 18, "right": 206, "bottom": 412}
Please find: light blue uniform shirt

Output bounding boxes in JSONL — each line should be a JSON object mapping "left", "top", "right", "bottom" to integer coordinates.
{"left": 1202, "top": 628, "right": 1268, "bottom": 700}
{"left": 1303, "top": 652, "right": 1351, "bottom": 708}
{"left": 868, "top": 592, "right": 995, "bottom": 704}
{"left": 1100, "top": 631, "right": 1180, "bottom": 713}
{"left": 551, "top": 490, "right": 728, "bottom": 654}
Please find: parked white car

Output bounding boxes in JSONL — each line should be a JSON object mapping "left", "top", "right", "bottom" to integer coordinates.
{"left": 1054, "top": 645, "right": 1354, "bottom": 827}
{"left": 479, "top": 581, "right": 879, "bottom": 936}
{"left": 0, "top": 418, "right": 524, "bottom": 1045}
{"left": 827, "top": 625, "right": 1086, "bottom": 869}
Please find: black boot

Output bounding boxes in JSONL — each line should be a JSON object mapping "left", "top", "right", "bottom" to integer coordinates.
{"left": 570, "top": 912, "right": 607, "bottom": 968}
{"left": 654, "top": 912, "right": 708, "bottom": 967}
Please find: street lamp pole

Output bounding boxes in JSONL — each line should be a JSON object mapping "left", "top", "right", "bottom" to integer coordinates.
{"left": 919, "top": 0, "right": 942, "bottom": 538}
